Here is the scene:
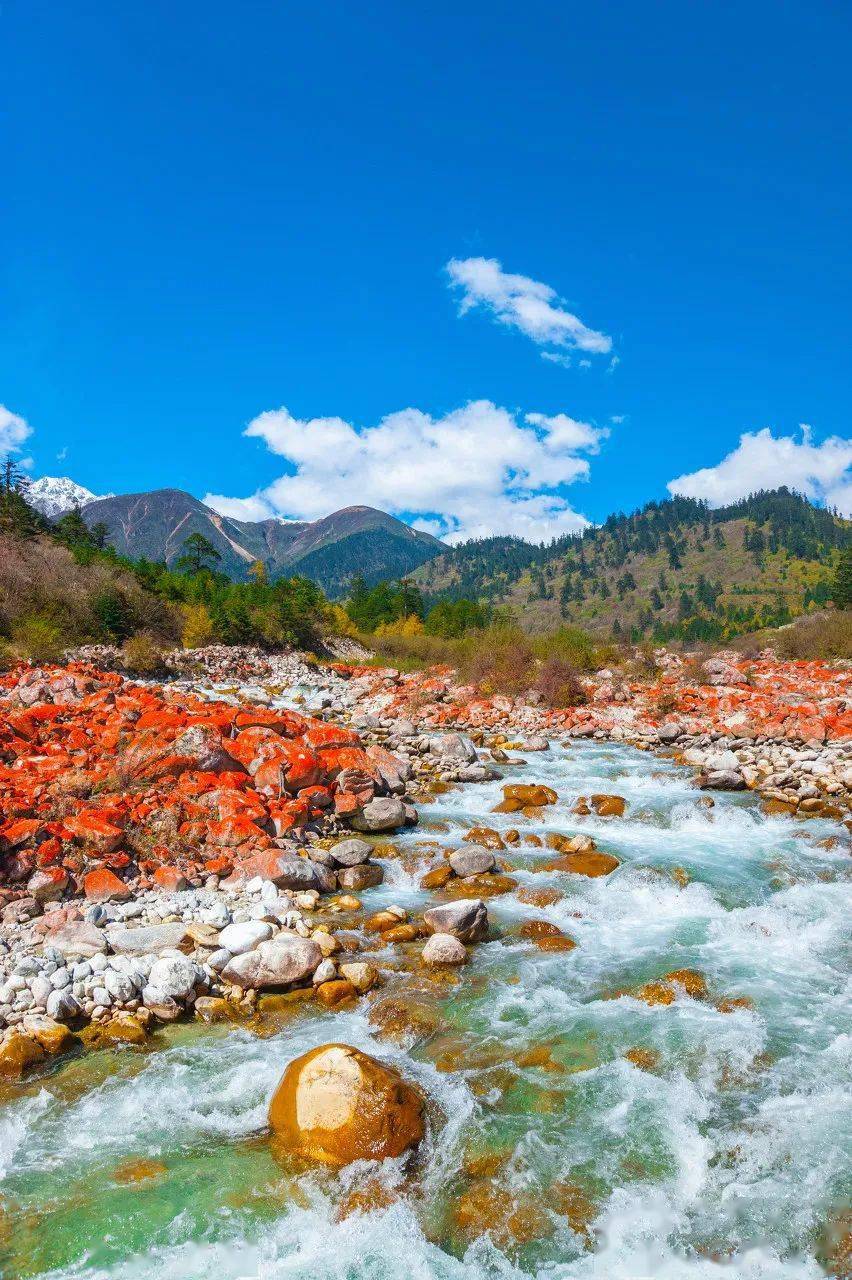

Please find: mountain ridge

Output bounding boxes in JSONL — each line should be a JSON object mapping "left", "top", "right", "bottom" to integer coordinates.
{"left": 75, "top": 487, "right": 444, "bottom": 595}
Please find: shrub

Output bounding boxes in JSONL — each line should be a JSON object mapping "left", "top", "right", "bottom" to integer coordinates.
{"left": 771, "top": 610, "right": 852, "bottom": 660}
{"left": 375, "top": 614, "right": 425, "bottom": 638}
{"left": 534, "top": 657, "right": 587, "bottom": 706}
{"left": 181, "top": 603, "right": 215, "bottom": 649}
{"left": 11, "top": 615, "right": 66, "bottom": 662}
{"left": 122, "top": 632, "right": 166, "bottom": 674}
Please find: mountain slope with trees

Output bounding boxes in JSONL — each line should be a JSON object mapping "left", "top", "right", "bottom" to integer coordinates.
{"left": 414, "top": 489, "right": 852, "bottom": 642}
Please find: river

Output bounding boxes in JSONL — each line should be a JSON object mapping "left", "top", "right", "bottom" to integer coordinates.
{"left": 1, "top": 737, "right": 850, "bottom": 1279}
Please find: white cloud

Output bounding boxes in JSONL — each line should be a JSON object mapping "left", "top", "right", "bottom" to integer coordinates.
{"left": 541, "top": 352, "right": 573, "bottom": 369}
{"left": 668, "top": 426, "right": 852, "bottom": 516}
{"left": 445, "top": 257, "right": 612, "bottom": 359}
{"left": 204, "top": 399, "right": 608, "bottom": 543}
{"left": 0, "top": 405, "right": 33, "bottom": 455}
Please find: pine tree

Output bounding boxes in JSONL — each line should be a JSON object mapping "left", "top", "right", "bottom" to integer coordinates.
{"left": 831, "top": 548, "right": 852, "bottom": 608}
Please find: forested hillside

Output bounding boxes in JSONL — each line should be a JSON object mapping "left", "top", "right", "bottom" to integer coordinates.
{"left": 415, "top": 489, "right": 851, "bottom": 642}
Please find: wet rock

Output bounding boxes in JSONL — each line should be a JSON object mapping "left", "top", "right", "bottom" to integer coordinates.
{"left": 423, "top": 899, "right": 488, "bottom": 943}
{"left": 422, "top": 933, "right": 467, "bottom": 966}
{"left": 463, "top": 827, "right": 505, "bottom": 850}
{"left": 222, "top": 937, "right": 322, "bottom": 989}
{"left": 442, "top": 873, "right": 517, "bottom": 899}
{"left": 420, "top": 864, "right": 454, "bottom": 890}
{"left": 337, "top": 864, "right": 384, "bottom": 891}
{"left": 448, "top": 846, "right": 496, "bottom": 878}
{"left": 22, "top": 1014, "right": 75, "bottom": 1055}
{"left": 0, "top": 1032, "right": 45, "bottom": 1079}
{"left": 315, "top": 979, "right": 357, "bottom": 1007}
{"left": 589, "top": 794, "right": 627, "bottom": 817}
{"left": 268, "top": 1043, "right": 425, "bottom": 1166}
{"left": 500, "top": 783, "right": 558, "bottom": 808}
{"left": 338, "top": 961, "right": 379, "bottom": 993}
{"left": 545, "top": 849, "right": 620, "bottom": 877}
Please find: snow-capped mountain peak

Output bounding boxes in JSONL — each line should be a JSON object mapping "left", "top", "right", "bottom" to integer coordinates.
{"left": 27, "top": 476, "right": 109, "bottom": 519}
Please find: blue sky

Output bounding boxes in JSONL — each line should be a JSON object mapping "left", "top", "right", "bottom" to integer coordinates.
{"left": 3, "top": 0, "right": 851, "bottom": 540}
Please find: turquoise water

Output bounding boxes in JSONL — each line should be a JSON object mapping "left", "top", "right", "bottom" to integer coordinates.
{"left": 1, "top": 741, "right": 849, "bottom": 1279}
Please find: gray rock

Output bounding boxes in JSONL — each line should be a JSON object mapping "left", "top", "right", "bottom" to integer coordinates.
{"left": 351, "top": 797, "right": 408, "bottom": 832}
{"left": 423, "top": 899, "right": 489, "bottom": 943}
{"left": 312, "top": 958, "right": 337, "bottom": 985}
{"left": 46, "top": 988, "right": 80, "bottom": 1020}
{"left": 448, "top": 846, "right": 496, "bottom": 878}
{"left": 147, "top": 956, "right": 199, "bottom": 1001}
{"left": 329, "top": 838, "right": 373, "bottom": 867}
{"left": 108, "top": 923, "right": 193, "bottom": 955}
{"left": 206, "top": 947, "right": 232, "bottom": 973}
{"left": 142, "top": 987, "right": 181, "bottom": 1020}
{"left": 221, "top": 937, "right": 322, "bottom": 990}
{"left": 430, "top": 734, "right": 478, "bottom": 763}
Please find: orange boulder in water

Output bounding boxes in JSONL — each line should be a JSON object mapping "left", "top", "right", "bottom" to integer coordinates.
{"left": 268, "top": 1044, "right": 425, "bottom": 1167}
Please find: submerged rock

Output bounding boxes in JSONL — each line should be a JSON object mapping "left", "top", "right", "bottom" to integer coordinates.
{"left": 268, "top": 1043, "right": 425, "bottom": 1166}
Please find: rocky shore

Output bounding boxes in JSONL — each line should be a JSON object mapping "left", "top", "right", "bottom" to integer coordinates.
{"left": 0, "top": 642, "right": 849, "bottom": 1078}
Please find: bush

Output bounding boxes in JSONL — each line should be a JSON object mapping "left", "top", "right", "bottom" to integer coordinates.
{"left": 181, "top": 603, "right": 215, "bottom": 649}
{"left": 11, "top": 615, "right": 66, "bottom": 662}
{"left": 534, "top": 657, "right": 586, "bottom": 706}
{"left": 769, "top": 610, "right": 852, "bottom": 660}
{"left": 122, "top": 632, "right": 166, "bottom": 674}
{"left": 375, "top": 614, "right": 425, "bottom": 638}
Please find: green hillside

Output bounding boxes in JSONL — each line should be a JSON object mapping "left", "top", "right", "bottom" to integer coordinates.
{"left": 414, "top": 489, "right": 851, "bottom": 642}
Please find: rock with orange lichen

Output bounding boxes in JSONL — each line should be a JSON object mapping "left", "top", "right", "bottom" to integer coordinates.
{"left": 268, "top": 1044, "right": 425, "bottom": 1167}
{"left": 542, "top": 850, "right": 620, "bottom": 877}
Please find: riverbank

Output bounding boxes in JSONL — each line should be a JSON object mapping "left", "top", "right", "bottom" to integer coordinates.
{"left": 0, "top": 645, "right": 849, "bottom": 1076}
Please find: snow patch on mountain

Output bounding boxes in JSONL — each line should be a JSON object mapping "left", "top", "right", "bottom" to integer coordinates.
{"left": 27, "top": 476, "right": 111, "bottom": 519}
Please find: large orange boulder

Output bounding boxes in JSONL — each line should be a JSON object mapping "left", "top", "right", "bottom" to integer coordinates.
{"left": 268, "top": 1044, "right": 425, "bottom": 1167}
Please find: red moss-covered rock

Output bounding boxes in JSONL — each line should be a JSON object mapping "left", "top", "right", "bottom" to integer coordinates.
{"left": 83, "top": 868, "right": 131, "bottom": 902}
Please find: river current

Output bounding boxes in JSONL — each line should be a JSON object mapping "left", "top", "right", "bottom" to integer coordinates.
{"left": 1, "top": 738, "right": 850, "bottom": 1279}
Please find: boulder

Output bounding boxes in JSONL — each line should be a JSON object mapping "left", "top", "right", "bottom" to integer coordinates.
{"left": 0, "top": 1032, "right": 45, "bottom": 1080}
{"left": 448, "top": 846, "right": 496, "bottom": 878}
{"left": 429, "top": 734, "right": 478, "bottom": 763}
{"left": 221, "top": 937, "right": 322, "bottom": 990}
{"left": 109, "top": 923, "right": 194, "bottom": 955}
{"left": 239, "top": 852, "right": 335, "bottom": 893}
{"left": 268, "top": 1043, "right": 425, "bottom": 1166}
{"left": 337, "top": 864, "right": 384, "bottom": 891}
{"left": 351, "top": 798, "right": 408, "bottom": 832}
{"left": 590, "top": 794, "right": 626, "bottom": 817}
{"left": 172, "top": 725, "right": 245, "bottom": 774}
{"left": 422, "top": 933, "right": 467, "bottom": 966}
{"left": 502, "top": 784, "right": 557, "bottom": 808}
{"left": 329, "top": 838, "right": 373, "bottom": 867}
{"left": 147, "top": 955, "right": 199, "bottom": 1001}
{"left": 218, "top": 920, "right": 273, "bottom": 955}
{"left": 50, "top": 922, "right": 107, "bottom": 958}
{"left": 423, "top": 899, "right": 488, "bottom": 943}
{"left": 83, "top": 869, "right": 131, "bottom": 903}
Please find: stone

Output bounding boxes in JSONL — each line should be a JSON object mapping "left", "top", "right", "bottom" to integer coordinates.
{"left": 315, "top": 979, "right": 357, "bottom": 1007}
{"left": 147, "top": 956, "right": 199, "bottom": 1001}
{"left": 338, "top": 961, "right": 379, "bottom": 994}
{"left": 0, "top": 1032, "right": 45, "bottom": 1079}
{"left": 45, "top": 989, "right": 81, "bottom": 1021}
{"left": 268, "top": 1043, "right": 425, "bottom": 1166}
{"left": 589, "top": 794, "right": 626, "bottom": 817}
{"left": 448, "top": 846, "right": 496, "bottom": 878}
{"left": 50, "top": 923, "right": 107, "bottom": 959}
{"left": 173, "top": 724, "right": 245, "bottom": 774}
{"left": 546, "top": 850, "right": 620, "bottom": 877}
{"left": 423, "top": 899, "right": 488, "bottom": 943}
{"left": 329, "top": 838, "right": 373, "bottom": 867}
{"left": 422, "top": 933, "right": 467, "bottom": 966}
{"left": 109, "top": 923, "right": 194, "bottom": 955}
{"left": 502, "top": 784, "right": 557, "bottom": 807}
{"left": 221, "top": 937, "right": 322, "bottom": 989}
{"left": 337, "top": 864, "right": 384, "bottom": 891}
{"left": 83, "top": 869, "right": 131, "bottom": 903}
{"left": 351, "top": 798, "right": 408, "bottom": 832}
{"left": 218, "top": 920, "right": 273, "bottom": 955}
{"left": 22, "top": 1014, "right": 75, "bottom": 1055}
{"left": 239, "top": 853, "right": 334, "bottom": 893}
{"left": 429, "top": 733, "right": 478, "bottom": 763}
{"left": 420, "top": 864, "right": 454, "bottom": 889}
{"left": 142, "top": 987, "right": 181, "bottom": 1020}
{"left": 27, "top": 868, "right": 69, "bottom": 903}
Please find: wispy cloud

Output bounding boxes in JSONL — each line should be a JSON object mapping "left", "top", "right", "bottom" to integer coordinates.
{"left": 205, "top": 400, "right": 610, "bottom": 543}
{"left": 445, "top": 257, "right": 612, "bottom": 363}
{"left": 0, "top": 404, "right": 33, "bottom": 455}
{"left": 668, "top": 425, "right": 852, "bottom": 516}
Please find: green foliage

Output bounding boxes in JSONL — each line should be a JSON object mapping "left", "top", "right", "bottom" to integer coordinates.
{"left": 11, "top": 615, "right": 66, "bottom": 662}
{"left": 176, "top": 532, "right": 221, "bottom": 575}
{"left": 831, "top": 548, "right": 852, "bottom": 609}
{"left": 346, "top": 576, "right": 425, "bottom": 631}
